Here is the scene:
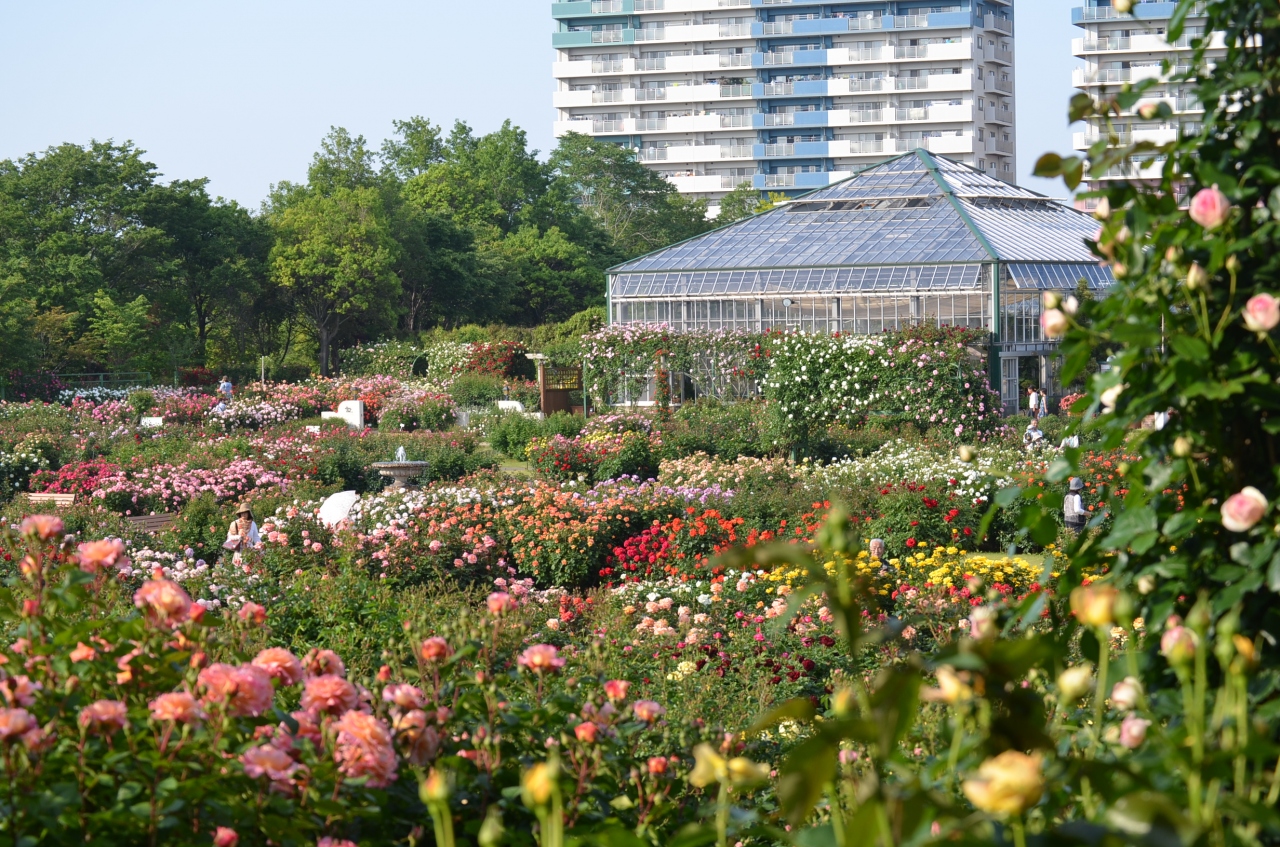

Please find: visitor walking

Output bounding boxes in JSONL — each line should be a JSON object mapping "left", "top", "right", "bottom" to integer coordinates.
{"left": 1027, "top": 387, "right": 1040, "bottom": 419}
{"left": 1038, "top": 389, "right": 1048, "bottom": 421}
{"left": 218, "top": 376, "right": 233, "bottom": 402}
{"left": 224, "top": 505, "right": 260, "bottom": 551}
{"left": 1064, "top": 477, "right": 1087, "bottom": 533}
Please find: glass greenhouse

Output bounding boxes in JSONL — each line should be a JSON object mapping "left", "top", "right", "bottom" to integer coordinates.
{"left": 607, "top": 150, "right": 1112, "bottom": 412}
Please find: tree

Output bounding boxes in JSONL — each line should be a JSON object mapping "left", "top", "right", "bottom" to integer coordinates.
{"left": 403, "top": 121, "right": 550, "bottom": 236}
{"left": 269, "top": 187, "right": 400, "bottom": 375}
{"left": 390, "top": 205, "right": 490, "bottom": 332}
{"left": 717, "top": 184, "right": 785, "bottom": 224}
{"left": 74, "top": 290, "right": 153, "bottom": 371}
{"left": 139, "top": 181, "right": 271, "bottom": 362}
{"left": 380, "top": 116, "right": 445, "bottom": 182}
{"left": 306, "top": 127, "right": 379, "bottom": 195}
{"left": 486, "top": 226, "right": 603, "bottom": 325}
{"left": 548, "top": 133, "right": 713, "bottom": 258}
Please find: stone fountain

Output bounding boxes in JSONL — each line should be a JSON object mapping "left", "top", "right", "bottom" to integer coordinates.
{"left": 371, "top": 446, "right": 429, "bottom": 491}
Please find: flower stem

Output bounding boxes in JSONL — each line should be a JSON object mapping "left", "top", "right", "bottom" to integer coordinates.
{"left": 715, "top": 783, "right": 730, "bottom": 847}
{"left": 1089, "top": 629, "right": 1110, "bottom": 758}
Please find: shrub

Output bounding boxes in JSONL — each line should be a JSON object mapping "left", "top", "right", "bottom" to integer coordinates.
{"left": 127, "top": 389, "right": 156, "bottom": 417}
{"left": 446, "top": 372, "right": 506, "bottom": 408}
{"left": 489, "top": 412, "right": 543, "bottom": 460}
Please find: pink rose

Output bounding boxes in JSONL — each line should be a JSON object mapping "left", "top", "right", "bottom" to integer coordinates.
{"left": 1040, "top": 308, "right": 1068, "bottom": 339}
{"left": 1161, "top": 625, "right": 1198, "bottom": 667}
{"left": 604, "top": 679, "right": 630, "bottom": 702}
{"left": 632, "top": 700, "right": 665, "bottom": 723}
{"left": 1221, "top": 486, "right": 1267, "bottom": 532}
{"left": 1119, "top": 714, "right": 1150, "bottom": 749}
{"left": 518, "top": 644, "right": 565, "bottom": 673}
{"left": 213, "top": 827, "right": 239, "bottom": 847}
{"left": 1243, "top": 293, "right": 1280, "bottom": 333}
{"left": 1189, "top": 185, "right": 1231, "bottom": 230}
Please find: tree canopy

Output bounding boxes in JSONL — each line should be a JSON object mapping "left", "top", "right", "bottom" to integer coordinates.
{"left": 0, "top": 121, "right": 718, "bottom": 379}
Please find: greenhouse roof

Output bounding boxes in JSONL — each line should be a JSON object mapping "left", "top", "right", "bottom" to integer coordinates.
{"left": 610, "top": 151, "right": 1111, "bottom": 292}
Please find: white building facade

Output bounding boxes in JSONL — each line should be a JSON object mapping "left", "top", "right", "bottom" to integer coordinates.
{"left": 1071, "top": 1, "right": 1224, "bottom": 199}
{"left": 552, "top": 0, "right": 1016, "bottom": 216}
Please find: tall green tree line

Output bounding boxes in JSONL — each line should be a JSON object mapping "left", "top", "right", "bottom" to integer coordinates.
{"left": 0, "top": 120, "right": 715, "bottom": 377}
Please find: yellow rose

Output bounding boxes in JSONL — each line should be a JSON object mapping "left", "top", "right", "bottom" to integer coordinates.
{"left": 688, "top": 743, "right": 728, "bottom": 788}
{"left": 923, "top": 666, "right": 973, "bottom": 704}
{"left": 1056, "top": 664, "right": 1094, "bottom": 702}
{"left": 521, "top": 762, "right": 556, "bottom": 806}
{"left": 1070, "top": 583, "right": 1120, "bottom": 628}
{"left": 726, "top": 757, "right": 769, "bottom": 787}
{"left": 962, "top": 751, "right": 1045, "bottom": 817}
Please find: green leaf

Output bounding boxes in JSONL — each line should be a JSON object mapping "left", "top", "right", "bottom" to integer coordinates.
{"left": 1033, "top": 153, "right": 1064, "bottom": 178}
{"left": 778, "top": 737, "right": 837, "bottom": 826}
{"left": 1169, "top": 334, "right": 1209, "bottom": 362}
{"left": 748, "top": 698, "right": 817, "bottom": 735}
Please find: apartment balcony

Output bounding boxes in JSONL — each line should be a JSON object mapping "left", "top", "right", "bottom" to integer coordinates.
{"left": 828, "top": 139, "right": 888, "bottom": 157}
{"left": 552, "top": 28, "right": 635, "bottom": 48}
{"left": 892, "top": 40, "right": 975, "bottom": 62}
{"left": 753, "top": 78, "right": 831, "bottom": 98}
{"left": 982, "top": 13, "right": 1013, "bottom": 35}
{"left": 985, "top": 137, "right": 1015, "bottom": 156}
{"left": 1073, "top": 32, "right": 1210, "bottom": 56}
{"left": 1073, "top": 126, "right": 1179, "bottom": 149}
{"left": 719, "top": 84, "right": 753, "bottom": 99}
{"left": 555, "top": 118, "right": 633, "bottom": 136}
{"left": 753, "top": 171, "right": 844, "bottom": 190}
{"left": 825, "top": 47, "right": 884, "bottom": 65}
{"left": 632, "top": 23, "right": 724, "bottom": 44}
{"left": 755, "top": 48, "right": 828, "bottom": 68}
{"left": 553, "top": 53, "right": 726, "bottom": 78}
{"left": 754, "top": 109, "right": 834, "bottom": 128}
{"left": 625, "top": 0, "right": 752, "bottom": 12}
{"left": 552, "top": 0, "right": 634, "bottom": 19}
{"left": 828, "top": 109, "right": 888, "bottom": 127}
{"left": 985, "top": 105, "right": 1014, "bottom": 125}
{"left": 665, "top": 174, "right": 732, "bottom": 193}
{"left": 891, "top": 103, "right": 974, "bottom": 124}
{"left": 895, "top": 134, "right": 975, "bottom": 155}
{"left": 1071, "top": 2, "right": 1207, "bottom": 24}
{"left": 753, "top": 140, "right": 836, "bottom": 159}
{"left": 554, "top": 83, "right": 729, "bottom": 109}
{"left": 640, "top": 144, "right": 747, "bottom": 163}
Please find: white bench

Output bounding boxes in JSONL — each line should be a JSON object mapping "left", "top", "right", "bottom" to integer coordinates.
{"left": 27, "top": 492, "right": 75, "bottom": 508}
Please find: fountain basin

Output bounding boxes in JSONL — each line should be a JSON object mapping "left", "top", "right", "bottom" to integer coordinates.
{"left": 371, "top": 461, "right": 429, "bottom": 490}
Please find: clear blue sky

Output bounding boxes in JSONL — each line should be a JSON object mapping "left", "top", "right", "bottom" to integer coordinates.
{"left": 0, "top": 0, "right": 1080, "bottom": 207}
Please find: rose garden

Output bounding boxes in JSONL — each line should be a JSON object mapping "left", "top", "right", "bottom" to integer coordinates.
{"left": 3, "top": 1, "right": 1280, "bottom": 845}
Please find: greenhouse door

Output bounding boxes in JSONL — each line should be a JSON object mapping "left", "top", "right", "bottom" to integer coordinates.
{"left": 1000, "top": 356, "right": 1019, "bottom": 415}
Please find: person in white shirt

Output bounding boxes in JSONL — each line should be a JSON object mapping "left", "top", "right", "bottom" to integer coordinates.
{"left": 1064, "top": 477, "right": 1086, "bottom": 533}
{"left": 1028, "top": 387, "right": 1040, "bottom": 418}
{"left": 224, "top": 505, "right": 261, "bottom": 552}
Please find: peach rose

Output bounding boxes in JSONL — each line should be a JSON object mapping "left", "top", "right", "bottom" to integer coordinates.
{"left": 632, "top": 700, "right": 665, "bottom": 723}
{"left": 241, "top": 743, "right": 301, "bottom": 787}
{"left": 19, "top": 515, "right": 64, "bottom": 542}
{"left": 1244, "top": 293, "right": 1280, "bottom": 333}
{"left": 419, "top": 637, "right": 453, "bottom": 663}
{"left": 382, "top": 684, "right": 425, "bottom": 711}
{"left": 0, "top": 708, "right": 37, "bottom": 742}
{"left": 574, "top": 721, "right": 598, "bottom": 743}
{"left": 213, "top": 827, "right": 239, "bottom": 847}
{"left": 604, "top": 679, "right": 630, "bottom": 702}
{"left": 2, "top": 675, "right": 41, "bottom": 708}
{"left": 238, "top": 602, "right": 267, "bottom": 625}
{"left": 303, "top": 648, "right": 346, "bottom": 679}
{"left": 134, "top": 578, "right": 193, "bottom": 627}
{"left": 69, "top": 642, "right": 97, "bottom": 663}
{"left": 486, "top": 591, "right": 516, "bottom": 615}
{"left": 198, "top": 663, "right": 274, "bottom": 717}
{"left": 301, "top": 674, "right": 358, "bottom": 716}
{"left": 288, "top": 710, "right": 323, "bottom": 747}
{"left": 253, "top": 648, "right": 305, "bottom": 686}
{"left": 392, "top": 709, "right": 440, "bottom": 765}
{"left": 1186, "top": 262, "right": 1208, "bottom": 291}
{"left": 518, "top": 644, "right": 565, "bottom": 673}
{"left": 647, "top": 756, "right": 668, "bottom": 775}
{"left": 1189, "top": 185, "right": 1231, "bottom": 230}
{"left": 77, "top": 538, "right": 130, "bottom": 573}
{"left": 149, "top": 691, "right": 204, "bottom": 724}
{"left": 78, "top": 699, "right": 128, "bottom": 733}
{"left": 1221, "top": 486, "right": 1268, "bottom": 532}
{"left": 333, "top": 710, "right": 398, "bottom": 788}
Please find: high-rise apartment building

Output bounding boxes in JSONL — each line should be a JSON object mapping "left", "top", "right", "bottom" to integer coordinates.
{"left": 552, "top": 1, "right": 1016, "bottom": 216}
{"left": 1071, "top": 1, "right": 1224, "bottom": 199}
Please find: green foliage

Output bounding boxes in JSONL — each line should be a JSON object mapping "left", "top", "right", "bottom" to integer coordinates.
{"left": 446, "top": 373, "right": 506, "bottom": 408}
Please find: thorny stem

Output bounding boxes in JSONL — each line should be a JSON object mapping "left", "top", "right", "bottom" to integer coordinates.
{"left": 826, "top": 781, "right": 847, "bottom": 847}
